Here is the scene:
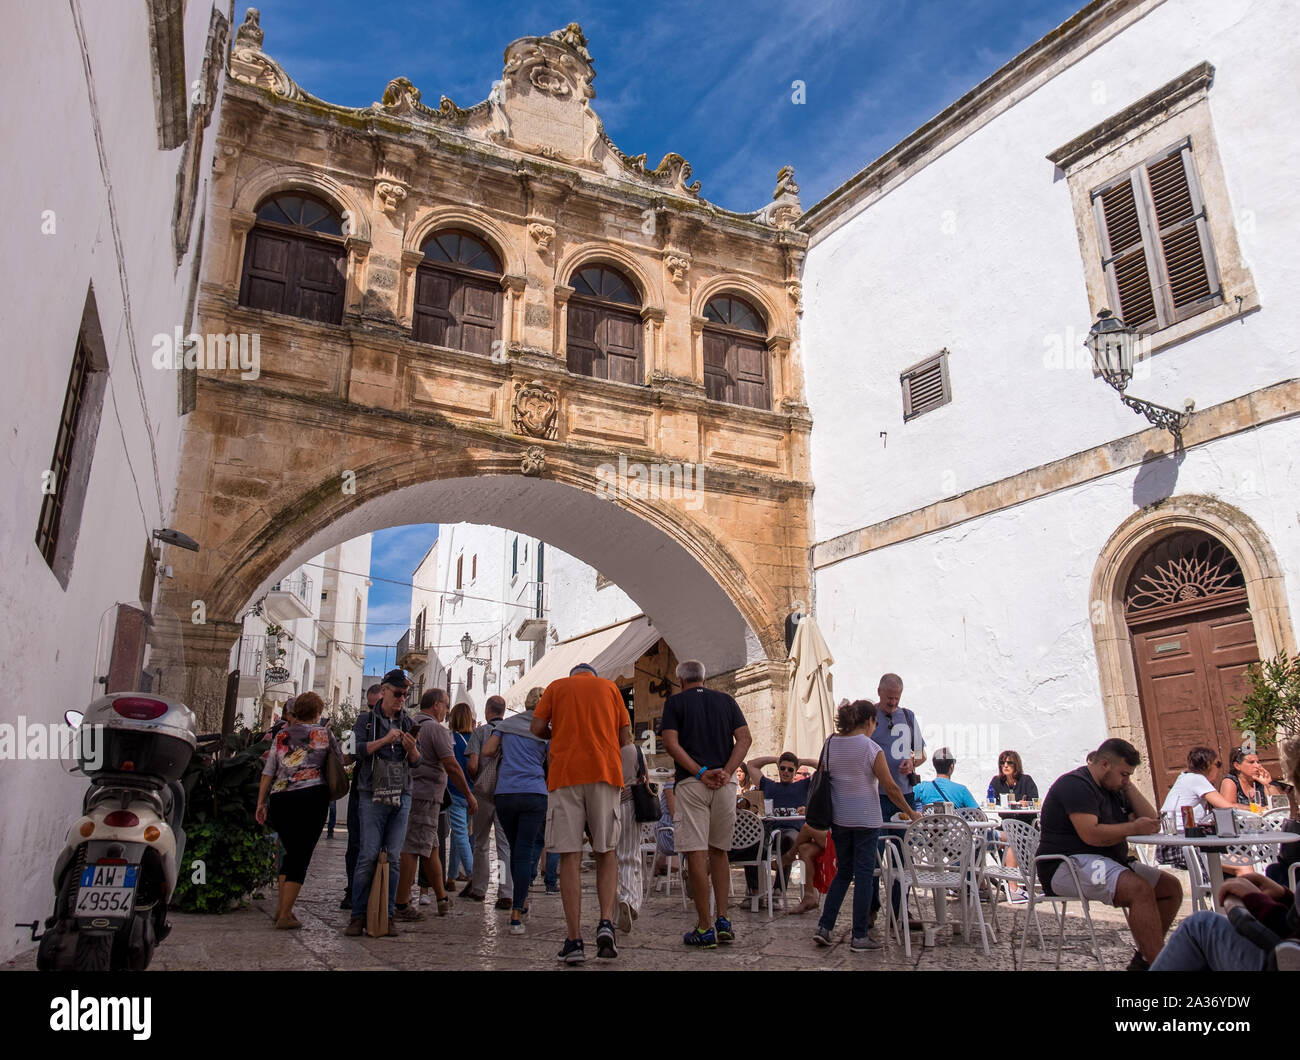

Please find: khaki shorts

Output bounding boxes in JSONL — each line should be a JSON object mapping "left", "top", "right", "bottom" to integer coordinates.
{"left": 401, "top": 797, "right": 440, "bottom": 857}
{"left": 545, "top": 782, "right": 621, "bottom": 853}
{"left": 1048, "top": 854, "right": 1165, "bottom": 905}
{"left": 674, "top": 777, "right": 737, "bottom": 852}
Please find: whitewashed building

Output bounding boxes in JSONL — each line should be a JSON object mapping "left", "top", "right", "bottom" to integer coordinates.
{"left": 311, "top": 536, "right": 374, "bottom": 714}
{"left": 401, "top": 523, "right": 641, "bottom": 714}
{"left": 800, "top": 0, "right": 1299, "bottom": 800}
{"left": 0, "top": 1, "right": 234, "bottom": 961}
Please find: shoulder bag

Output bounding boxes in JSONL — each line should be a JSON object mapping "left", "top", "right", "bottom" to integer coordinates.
{"left": 472, "top": 721, "right": 502, "bottom": 799}
{"left": 804, "top": 736, "right": 834, "bottom": 831}
{"left": 631, "top": 746, "right": 657, "bottom": 823}
{"left": 323, "top": 730, "right": 350, "bottom": 801}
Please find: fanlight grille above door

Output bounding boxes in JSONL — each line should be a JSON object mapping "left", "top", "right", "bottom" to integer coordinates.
{"left": 1124, "top": 531, "right": 1245, "bottom": 617}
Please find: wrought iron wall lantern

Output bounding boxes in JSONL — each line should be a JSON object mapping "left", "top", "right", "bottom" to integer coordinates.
{"left": 460, "top": 632, "right": 492, "bottom": 667}
{"left": 1086, "top": 308, "right": 1194, "bottom": 445}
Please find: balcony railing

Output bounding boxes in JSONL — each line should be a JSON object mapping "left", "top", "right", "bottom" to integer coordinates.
{"left": 396, "top": 626, "right": 428, "bottom": 669}
{"left": 265, "top": 572, "right": 314, "bottom": 623}
{"left": 236, "top": 638, "right": 264, "bottom": 697}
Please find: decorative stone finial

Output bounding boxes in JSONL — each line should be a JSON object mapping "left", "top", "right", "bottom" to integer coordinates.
{"left": 235, "top": 8, "right": 264, "bottom": 50}
{"left": 548, "top": 23, "right": 591, "bottom": 62}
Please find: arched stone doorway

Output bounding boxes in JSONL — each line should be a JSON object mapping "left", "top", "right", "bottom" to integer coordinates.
{"left": 1090, "top": 496, "right": 1295, "bottom": 800}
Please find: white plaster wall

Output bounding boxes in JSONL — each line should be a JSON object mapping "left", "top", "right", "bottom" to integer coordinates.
{"left": 814, "top": 417, "right": 1300, "bottom": 795}
{"left": 411, "top": 523, "right": 641, "bottom": 715}
{"left": 0, "top": 2, "right": 230, "bottom": 960}
{"left": 802, "top": 0, "right": 1300, "bottom": 540}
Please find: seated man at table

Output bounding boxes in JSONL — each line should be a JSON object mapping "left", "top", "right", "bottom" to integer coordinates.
{"left": 1037, "top": 738, "right": 1183, "bottom": 971}
{"left": 911, "top": 747, "right": 978, "bottom": 808}
{"left": 745, "top": 751, "right": 817, "bottom": 902}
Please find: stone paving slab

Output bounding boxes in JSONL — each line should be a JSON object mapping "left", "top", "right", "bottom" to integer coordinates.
{"left": 4, "top": 829, "right": 1179, "bottom": 973}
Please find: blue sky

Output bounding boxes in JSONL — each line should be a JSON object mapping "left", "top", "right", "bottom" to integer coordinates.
{"left": 252, "top": 0, "right": 1090, "bottom": 661}
{"left": 248, "top": 0, "right": 1088, "bottom": 212}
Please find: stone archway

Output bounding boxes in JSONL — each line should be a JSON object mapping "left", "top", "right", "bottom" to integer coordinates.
{"left": 160, "top": 378, "right": 809, "bottom": 744}
{"left": 1089, "top": 495, "right": 1295, "bottom": 798}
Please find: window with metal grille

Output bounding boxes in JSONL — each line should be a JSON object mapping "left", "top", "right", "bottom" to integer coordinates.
{"left": 1092, "top": 139, "right": 1220, "bottom": 332}
{"left": 900, "top": 349, "right": 951, "bottom": 421}
{"left": 37, "top": 290, "right": 109, "bottom": 587}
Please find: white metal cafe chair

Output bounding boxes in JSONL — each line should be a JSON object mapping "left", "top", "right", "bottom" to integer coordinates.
{"left": 878, "top": 837, "right": 908, "bottom": 947}
{"left": 653, "top": 823, "right": 687, "bottom": 906}
{"left": 1005, "top": 818, "right": 1105, "bottom": 969}
{"left": 639, "top": 821, "right": 659, "bottom": 890}
{"left": 729, "top": 809, "right": 780, "bottom": 917}
{"left": 901, "top": 814, "right": 990, "bottom": 957}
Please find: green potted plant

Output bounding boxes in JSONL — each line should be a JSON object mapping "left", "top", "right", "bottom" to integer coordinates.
{"left": 1233, "top": 650, "right": 1300, "bottom": 752}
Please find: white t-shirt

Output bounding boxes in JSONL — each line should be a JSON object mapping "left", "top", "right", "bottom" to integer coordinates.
{"left": 1160, "top": 771, "right": 1217, "bottom": 828}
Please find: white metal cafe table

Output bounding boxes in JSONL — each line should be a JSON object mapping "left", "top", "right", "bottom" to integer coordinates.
{"left": 1126, "top": 831, "right": 1298, "bottom": 912}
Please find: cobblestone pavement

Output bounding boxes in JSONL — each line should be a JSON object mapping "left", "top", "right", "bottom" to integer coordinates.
{"left": 7, "top": 828, "right": 1190, "bottom": 972}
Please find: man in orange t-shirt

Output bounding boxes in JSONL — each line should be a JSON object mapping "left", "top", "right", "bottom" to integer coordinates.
{"left": 531, "top": 663, "right": 631, "bottom": 964}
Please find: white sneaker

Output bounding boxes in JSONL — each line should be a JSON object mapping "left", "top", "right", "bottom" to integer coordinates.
{"left": 418, "top": 890, "right": 432, "bottom": 906}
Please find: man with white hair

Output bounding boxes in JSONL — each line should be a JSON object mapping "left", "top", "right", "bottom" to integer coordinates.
{"left": 660, "top": 659, "right": 752, "bottom": 948}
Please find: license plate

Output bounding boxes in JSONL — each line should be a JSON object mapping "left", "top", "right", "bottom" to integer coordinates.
{"left": 75, "top": 863, "right": 139, "bottom": 919}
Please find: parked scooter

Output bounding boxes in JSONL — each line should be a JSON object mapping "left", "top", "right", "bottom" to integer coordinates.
{"left": 36, "top": 693, "right": 217, "bottom": 971}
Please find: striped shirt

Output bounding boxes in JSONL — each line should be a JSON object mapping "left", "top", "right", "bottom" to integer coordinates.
{"left": 826, "top": 734, "right": 884, "bottom": 829}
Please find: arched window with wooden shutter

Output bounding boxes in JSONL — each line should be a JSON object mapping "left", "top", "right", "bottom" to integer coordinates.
{"left": 413, "top": 230, "right": 503, "bottom": 354}
{"left": 702, "top": 295, "right": 770, "bottom": 410}
{"left": 1091, "top": 139, "right": 1221, "bottom": 332}
{"left": 239, "top": 193, "right": 347, "bottom": 324}
{"left": 566, "top": 265, "right": 643, "bottom": 384}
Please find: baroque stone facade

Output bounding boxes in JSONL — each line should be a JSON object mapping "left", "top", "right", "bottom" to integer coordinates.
{"left": 168, "top": 16, "right": 813, "bottom": 744}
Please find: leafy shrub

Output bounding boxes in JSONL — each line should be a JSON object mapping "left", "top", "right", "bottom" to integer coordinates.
{"left": 1234, "top": 651, "right": 1300, "bottom": 751}
{"left": 172, "top": 728, "right": 279, "bottom": 913}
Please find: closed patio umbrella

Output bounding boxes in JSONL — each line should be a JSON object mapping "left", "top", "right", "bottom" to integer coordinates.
{"left": 785, "top": 614, "right": 835, "bottom": 759}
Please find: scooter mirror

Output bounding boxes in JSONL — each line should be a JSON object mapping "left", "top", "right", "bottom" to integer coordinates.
{"left": 64, "top": 709, "right": 84, "bottom": 728}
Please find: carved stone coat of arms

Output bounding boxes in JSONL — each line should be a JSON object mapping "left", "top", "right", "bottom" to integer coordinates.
{"left": 511, "top": 380, "right": 559, "bottom": 440}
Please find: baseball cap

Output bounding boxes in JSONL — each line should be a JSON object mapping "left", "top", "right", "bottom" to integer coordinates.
{"left": 382, "top": 668, "right": 411, "bottom": 689}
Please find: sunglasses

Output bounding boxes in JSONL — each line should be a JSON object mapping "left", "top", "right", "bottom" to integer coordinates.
{"left": 385, "top": 687, "right": 410, "bottom": 698}
{"left": 778, "top": 766, "right": 796, "bottom": 774}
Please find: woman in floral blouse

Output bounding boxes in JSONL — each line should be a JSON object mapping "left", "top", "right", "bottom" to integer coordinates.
{"left": 256, "top": 691, "right": 336, "bottom": 928}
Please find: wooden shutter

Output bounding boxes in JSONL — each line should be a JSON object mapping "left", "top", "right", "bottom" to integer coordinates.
{"left": 1097, "top": 178, "right": 1158, "bottom": 330}
{"left": 603, "top": 310, "right": 642, "bottom": 384}
{"left": 293, "top": 238, "right": 345, "bottom": 324}
{"left": 566, "top": 303, "right": 601, "bottom": 376}
{"left": 1145, "top": 147, "right": 1217, "bottom": 318}
{"left": 734, "top": 337, "right": 769, "bottom": 410}
{"left": 703, "top": 332, "right": 731, "bottom": 402}
{"left": 901, "top": 352, "right": 951, "bottom": 421}
{"left": 456, "top": 555, "right": 463, "bottom": 589}
{"left": 459, "top": 279, "right": 500, "bottom": 355}
{"left": 240, "top": 230, "right": 291, "bottom": 313}
{"left": 1093, "top": 141, "right": 1220, "bottom": 332}
{"left": 413, "top": 267, "right": 454, "bottom": 346}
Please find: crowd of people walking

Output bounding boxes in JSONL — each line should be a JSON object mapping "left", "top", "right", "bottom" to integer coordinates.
{"left": 256, "top": 662, "right": 1299, "bottom": 971}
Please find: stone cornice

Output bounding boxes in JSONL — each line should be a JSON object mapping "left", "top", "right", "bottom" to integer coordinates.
{"left": 198, "top": 292, "right": 815, "bottom": 435}
{"left": 193, "top": 374, "right": 814, "bottom": 502}
{"left": 813, "top": 377, "right": 1300, "bottom": 569}
{"left": 1046, "top": 61, "right": 1214, "bottom": 171}
{"left": 219, "top": 81, "right": 808, "bottom": 249}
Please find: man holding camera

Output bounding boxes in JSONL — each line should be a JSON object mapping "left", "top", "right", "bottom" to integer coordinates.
{"left": 344, "top": 669, "right": 421, "bottom": 937}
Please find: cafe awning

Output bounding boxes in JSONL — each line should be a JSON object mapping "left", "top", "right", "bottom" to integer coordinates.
{"left": 504, "top": 614, "right": 661, "bottom": 711}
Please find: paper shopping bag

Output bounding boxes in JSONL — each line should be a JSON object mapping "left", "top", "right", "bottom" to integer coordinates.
{"left": 366, "top": 851, "right": 389, "bottom": 937}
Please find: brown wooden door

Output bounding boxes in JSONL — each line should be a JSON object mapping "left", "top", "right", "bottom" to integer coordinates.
{"left": 1129, "top": 591, "right": 1274, "bottom": 801}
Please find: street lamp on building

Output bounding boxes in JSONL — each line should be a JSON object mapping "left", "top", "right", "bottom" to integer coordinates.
{"left": 460, "top": 632, "right": 492, "bottom": 667}
{"left": 1086, "top": 308, "right": 1194, "bottom": 445}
